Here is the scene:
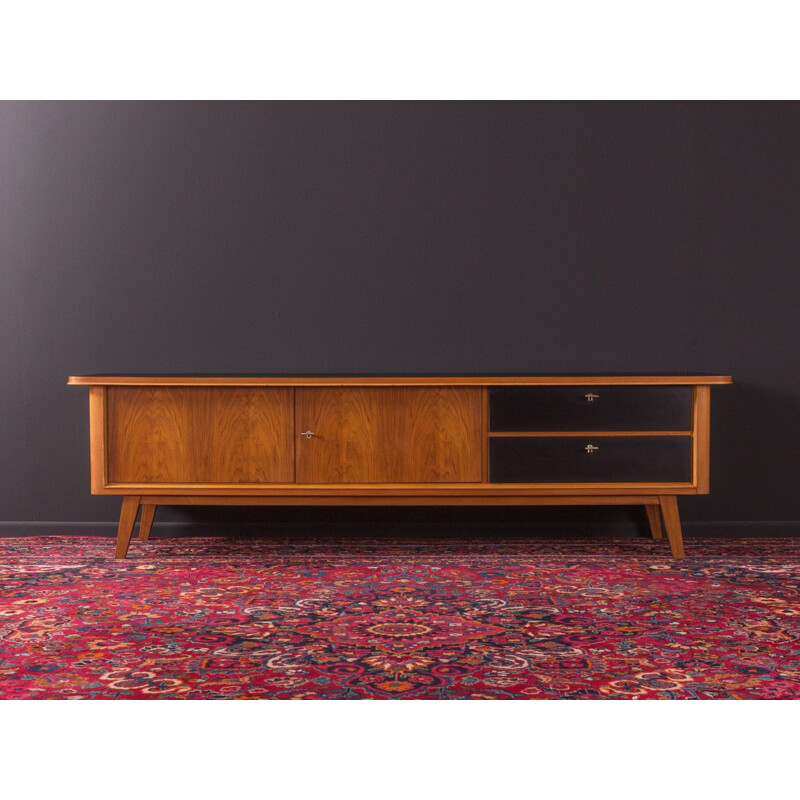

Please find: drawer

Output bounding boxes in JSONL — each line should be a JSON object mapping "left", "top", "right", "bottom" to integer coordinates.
{"left": 489, "top": 386, "right": 692, "bottom": 431}
{"left": 489, "top": 436, "right": 693, "bottom": 483}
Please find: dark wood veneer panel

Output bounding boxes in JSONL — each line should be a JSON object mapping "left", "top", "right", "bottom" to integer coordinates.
{"left": 489, "top": 436, "right": 693, "bottom": 483}
{"left": 489, "top": 386, "right": 693, "bottom": 431}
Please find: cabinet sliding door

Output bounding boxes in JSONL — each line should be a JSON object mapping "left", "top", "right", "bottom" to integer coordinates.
{"left": 295, "top": 387, "right": 482, "bottom": 483}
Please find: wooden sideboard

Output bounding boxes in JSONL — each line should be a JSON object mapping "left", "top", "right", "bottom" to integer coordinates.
{"left": 68, "top": 374, "right": 732, "bottom": 559}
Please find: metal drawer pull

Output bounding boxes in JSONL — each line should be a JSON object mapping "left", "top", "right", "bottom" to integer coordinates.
{"left": 585, "top": 444, "right": 600, "bottom": 453}
{"left": 300, "top": 430, "right": 316, "bottom": 439}
{"left": 585, "top": 393, "right": 600, "bottom": 402}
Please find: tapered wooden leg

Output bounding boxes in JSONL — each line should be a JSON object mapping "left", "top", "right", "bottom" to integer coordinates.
{"left": 138, "top": 504, "right": 157, "bottom": 541}
{"left": 115, "top": 496, "right": 141, "bottom": 559}
{"left": 645, "top": 504, "right": 663, "bottom": 540}
{"left": 659, "top": 495, "right": 685, "bottom": 559}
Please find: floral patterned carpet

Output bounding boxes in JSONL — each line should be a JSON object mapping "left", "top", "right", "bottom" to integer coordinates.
{"left": 1, "top": 535, "right": 798, "bottom": 699}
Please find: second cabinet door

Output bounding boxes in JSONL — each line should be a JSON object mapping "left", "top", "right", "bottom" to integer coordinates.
{"left": 296, "top": 387, "right": 482, "bottom": 483}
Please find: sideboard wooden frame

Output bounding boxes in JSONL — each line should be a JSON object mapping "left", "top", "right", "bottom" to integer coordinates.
{"left": 72, "top": 375, "right": 731, "bottom": 560}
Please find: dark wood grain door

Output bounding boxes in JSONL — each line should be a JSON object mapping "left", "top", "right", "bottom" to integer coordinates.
{"left": 295, "top": 387, "right": 482, "bottom": 483}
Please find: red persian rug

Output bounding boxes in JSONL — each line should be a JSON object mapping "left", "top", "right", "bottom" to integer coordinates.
{"left": 1, "top": 535, "right": 798, "bottom": 699}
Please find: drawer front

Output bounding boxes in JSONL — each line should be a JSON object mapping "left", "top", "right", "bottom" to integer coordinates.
{"left": 489, "top": 436, "right": 693, "bottom": 483}
{"left": 489, "top": 386, "right": 692, "bottom": 431}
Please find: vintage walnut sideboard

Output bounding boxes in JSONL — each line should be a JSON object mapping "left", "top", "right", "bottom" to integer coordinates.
{"left": 68, "top": 374, "right": 732, "bottom": 559}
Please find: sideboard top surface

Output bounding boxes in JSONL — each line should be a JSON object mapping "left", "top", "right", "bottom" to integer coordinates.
{"left": 69, "top": 373, "right": 733, "bottom": 387}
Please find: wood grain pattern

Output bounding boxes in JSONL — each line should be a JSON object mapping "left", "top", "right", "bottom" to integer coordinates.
{"left": 693, "top": 385, "right": 711, "bottom": 494}
{"left": 115, "top": 496, "right": 141, "bottom": 559}
{"left": 138, "top": 504, "right": 156, "bottom": 541}
{"left": 481, "top": 387, "right": 489, "bottom": 482}
{"left": 103, "top": 482, "right": 698, "bottom": 495}
{"left": 645, "top": 503, "right": 663, "bottom": 540}
{"left": 140, "top": 494, "right": 662, "bottom": 506}
{"left": 89, "top": 387, "right": 107, "bottom": 493}
{"left": 659, "top": 495, "right": 685, "bottom": 558}
{"left": 106, "top": 387, "right": 294, "bottom": 484}
{"left": 69, "top": 375, "right": 733, "bottom": 387}
{"left": 295, "top": 387, "right": 482, "bottom": 483}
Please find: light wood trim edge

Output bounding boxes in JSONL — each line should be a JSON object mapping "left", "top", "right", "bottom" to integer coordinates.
{"left": 481, "top": 387, "right": 489, "bottom": 483}
{"left": 488, "top": 430, "right": 693, "bottom": 437}
{"left": 292, "top": 386, "right": 297, "bottom": 484}
{"left": 102, "top": 482, "right": 698, "bottom": 496}
{"left": 89, "top": 387, "right": 107, "bottom": 494}
{"left": 69, "top": 375, "right": 734, "bottom": 387}
{"left": 139, "top": 494, "right": 663, "bottom": 507}
{"left": 693, "top": 385, "right": 711, "bottom": 494}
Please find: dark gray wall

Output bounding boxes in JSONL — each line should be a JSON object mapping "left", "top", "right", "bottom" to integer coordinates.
{"left": 1, "top": 102, "right": 798, "bottom": 533}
